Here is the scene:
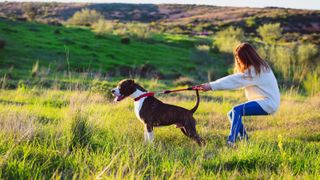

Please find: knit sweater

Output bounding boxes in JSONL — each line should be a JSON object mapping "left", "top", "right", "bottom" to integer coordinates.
{"left": 209, "top": 67, "right": 280, "bottom": 114}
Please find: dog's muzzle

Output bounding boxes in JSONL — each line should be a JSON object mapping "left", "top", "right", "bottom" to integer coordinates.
{"left": 111, "top": 88, "right": 126, "bottom": 102}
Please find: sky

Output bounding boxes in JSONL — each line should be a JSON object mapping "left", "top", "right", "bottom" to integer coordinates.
{"left": 1, "top": 0, "right": 320, "bottom": 10}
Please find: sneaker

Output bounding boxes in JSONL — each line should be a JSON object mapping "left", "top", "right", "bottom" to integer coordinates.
{"left": 239, "top": 134, "right": 249, "bottom": 142}
{"left": 226, "top": 141, "right": 235, "bottom": 148}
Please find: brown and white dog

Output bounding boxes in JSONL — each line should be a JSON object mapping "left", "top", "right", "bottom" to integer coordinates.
{"left": 111, "top": 79, "right": 205, "bottom": 146}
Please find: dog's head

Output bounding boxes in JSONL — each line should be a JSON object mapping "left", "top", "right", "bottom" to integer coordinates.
{"left": 111, "top": 79, "right": 146, "bottom": 102}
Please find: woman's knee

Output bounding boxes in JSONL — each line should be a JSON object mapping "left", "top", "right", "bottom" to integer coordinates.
{"left": 227, "top": 110, "right": 233, "bottom": 122}
{"left": 232, "top": 104, "right": 244, "bottom": 115}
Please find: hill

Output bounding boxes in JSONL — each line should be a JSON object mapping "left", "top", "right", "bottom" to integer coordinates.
{"left": 1, "top": 2, "right": 319, "bottom": 39}
{"left": 0, "top": 17, "right": 227, "bottom": 88}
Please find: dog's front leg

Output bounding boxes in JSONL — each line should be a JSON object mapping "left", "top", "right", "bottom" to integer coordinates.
{"left": 144, "top": 126, "right": 148, "bottom": 142}
{"left": 146, "top": 124, "right": 154, "bottom": 143}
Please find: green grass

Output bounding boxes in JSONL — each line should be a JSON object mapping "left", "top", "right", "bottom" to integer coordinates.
{"left": 0, "top": 18, "right": 226, "bottom": 82}
{"left": 0, "top": 86, "right": 319, "bottom": 179}
{"left": 0, "top": 18, "right": 319, "bottom": 179}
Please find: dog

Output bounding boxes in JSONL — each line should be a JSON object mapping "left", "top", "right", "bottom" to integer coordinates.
{"left": 111, "top": 79, "right": 205, "bottom": 146}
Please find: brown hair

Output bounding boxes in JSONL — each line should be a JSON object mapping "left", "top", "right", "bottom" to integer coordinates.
{"left": 233, "top": 42, "right": 269, "bottom": 77}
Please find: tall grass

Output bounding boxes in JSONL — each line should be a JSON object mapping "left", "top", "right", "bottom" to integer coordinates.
{"left": 0, "top": 86, "right": 319, "bottom": 178}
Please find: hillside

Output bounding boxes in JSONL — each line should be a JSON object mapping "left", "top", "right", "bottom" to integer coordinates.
{"left": 1, "top": 2, "right": 320, "bottom": 37}
{"left": 0, "top": 18, "right": 227, "bottom": 87}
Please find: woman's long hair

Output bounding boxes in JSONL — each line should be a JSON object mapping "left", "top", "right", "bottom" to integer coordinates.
{"left": 233, "top": 42, "right": 269, "bottom": 77}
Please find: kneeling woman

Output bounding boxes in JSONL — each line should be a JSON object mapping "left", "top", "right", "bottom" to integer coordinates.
{"left": 198, "top": 43, "right": 280, "bottom": 146}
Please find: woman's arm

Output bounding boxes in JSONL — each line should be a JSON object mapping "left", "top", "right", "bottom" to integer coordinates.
{"left": 197, "top": 73, "right": 257, "bottom": 91}
{"left": 210, "top": 73, "right": 256, "bottom": 90}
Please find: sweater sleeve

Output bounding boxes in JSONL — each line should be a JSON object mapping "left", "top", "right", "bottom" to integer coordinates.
{"left": 209, "top": 73, "right": 257, "bottom": 90}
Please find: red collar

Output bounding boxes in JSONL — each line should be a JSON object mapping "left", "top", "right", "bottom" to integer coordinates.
{"left": 134, "top": 92, "right": 155, "bottom": 101}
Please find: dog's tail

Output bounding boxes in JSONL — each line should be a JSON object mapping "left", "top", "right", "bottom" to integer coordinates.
{"left": 190, "top": 90, "right": 200, "bottom": 114}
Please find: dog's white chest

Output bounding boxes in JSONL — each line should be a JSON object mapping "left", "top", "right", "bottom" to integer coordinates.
{"left": 134, "top": 98, "right": 145, "bottom": 122}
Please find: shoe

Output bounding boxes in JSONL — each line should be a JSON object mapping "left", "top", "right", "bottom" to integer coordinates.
{"left": 226, "top": 141, "right": 235, "bottom": 148}
{"left": 239, "top": 134, "right": 249, "bottom": 142}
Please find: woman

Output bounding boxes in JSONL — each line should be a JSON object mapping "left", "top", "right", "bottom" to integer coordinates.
{"left": 197, "top": 42, "right": 280, "bottom": 146}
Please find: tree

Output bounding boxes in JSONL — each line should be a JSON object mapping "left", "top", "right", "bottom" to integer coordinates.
{"left": 257, "top": 23, "right": 282, "bottom": 44}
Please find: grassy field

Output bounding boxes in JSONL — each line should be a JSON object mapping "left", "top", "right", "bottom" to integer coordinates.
{"left": 0, "top": 18, "right": 226, "bottom": 83}
{"left": 0, "top": 17, "right": 320, "bottom": 179}
{"left": 0, "top": 85, "right": 319, "bottom": 178}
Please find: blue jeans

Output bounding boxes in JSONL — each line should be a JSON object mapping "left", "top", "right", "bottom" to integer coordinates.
{"left": 227, "top": 101, "right": 268, "bottom": 143}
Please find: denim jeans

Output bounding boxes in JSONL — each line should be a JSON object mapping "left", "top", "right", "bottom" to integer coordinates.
{"left": 227, "top": 101, "right": 268, "bottom": 143}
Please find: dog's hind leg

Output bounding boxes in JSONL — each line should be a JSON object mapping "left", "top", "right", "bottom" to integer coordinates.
{"left": 180, "top": 127, "right": 188, "bottom": 136}
{"left": 184, "top": 119, "right": 206, "bottom": 146}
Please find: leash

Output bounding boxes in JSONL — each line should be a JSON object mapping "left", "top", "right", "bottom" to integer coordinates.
{"left": 160, "top": 86, "right": 203, "bottom": 94}
{"left": 134, "top": 86, "right": 202, "bottom": 101}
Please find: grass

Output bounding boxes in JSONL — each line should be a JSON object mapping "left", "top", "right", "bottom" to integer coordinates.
{"left": 0, "top": 17, "right": 319, "bottom": 179}
{"left": 0, "top": 85, "right": 319, "bottom": 179}
{"left": 0, "top": 18, "right": 226, "bottom": 82}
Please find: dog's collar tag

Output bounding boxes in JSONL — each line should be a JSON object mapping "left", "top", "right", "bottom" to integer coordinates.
{"left": 134, "top": 92, "right": 155, "bottom": 101}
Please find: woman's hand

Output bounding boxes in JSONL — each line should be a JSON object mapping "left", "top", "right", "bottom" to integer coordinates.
{"left": 193, "top": 83, "right": 212, "bottom": 92}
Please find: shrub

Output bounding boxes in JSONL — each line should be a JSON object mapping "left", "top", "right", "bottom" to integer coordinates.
{"left": 92, "top": 19, "right": 114, "bottom": 35}
{"left": 303, "top": 72, "right": 320, "bottom": 96}
{"left": 90, "top": 80, "right": 114, "bottom": 100}
{"left": 126, "top": 22, "right": 152, "bottom": 39}
{"left": 213, "top": 26, "right": 245, "bottom": 53}
{"left": 296, "top": 43, "right": 318, "bottom": 65}
{"left": 196, "top": 45, "right": 210, "bottom": 52}
{"left": 23, "top": 2, "right": 38, "bottom": 21}
{"left": 120, "top": 37, "right": 130, "bottom": 44}
{"left": 257, "top": 23, "right": 282, "bottom": 44}
{"left": 66, "top": 8, "right": 104, "bottom": 26}
{"left": 257, "top": 42, "right": 319, "bottom": 87}
{"left": 245, "top": 17, "right": 256, "bottom": 27}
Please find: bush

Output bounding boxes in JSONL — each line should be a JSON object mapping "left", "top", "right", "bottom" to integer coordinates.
{"left": 120, "top": 37, "right": 130, "bottom": 44}
{"left": 296, "top": 43, "right": 318, "bottom": 65}
{"left": 303, "top": 72, "right": 320, "bottom": 96}
{"left": 257, "top": 42, "right": 319, "bottom": 87}
{"left": 66, "top": 8, "right": 104, "bottom": 26}
{"left": 92, "top": 19, "right": 114, "bottom": 35}
{"left": 245, "top": 17, "right": 256, "bottom": 27}
{"left": 196, "top": 45, "right": 210, "bottom": 52}
{"left": 23, "top": 2, "right": 38, "bottom": 21}
{"left": 213, "top": 26, "right": 245, "bottom": 53}
{"left": 92, "top": 21, "right": 152, "bottom": 39}
{"left": 257, "top": 23, "right": 282, "bottom": 44}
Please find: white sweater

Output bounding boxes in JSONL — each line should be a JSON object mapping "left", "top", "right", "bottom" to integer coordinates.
{"left": 209, "top": 67, "right": 280, "bottom": 114}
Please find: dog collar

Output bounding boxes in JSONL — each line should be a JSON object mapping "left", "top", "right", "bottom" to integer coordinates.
{"left": 134, "top": 92, "right": 155, "bottom": 101}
